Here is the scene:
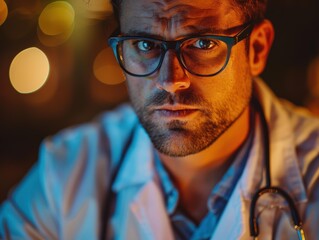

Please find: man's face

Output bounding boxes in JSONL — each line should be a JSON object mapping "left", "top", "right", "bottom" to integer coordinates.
{"left": 120, "top": 0, "right": 253, "bottom": 157}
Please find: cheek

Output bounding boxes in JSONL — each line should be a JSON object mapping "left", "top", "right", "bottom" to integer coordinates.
{"left": 194, "top": 50, "right": 251, "bottom": 102}
{"left": 126, "top": 78, "right": 141, "bottom": 98}
{"left": 126, "top": 76, "right": 154, "bottom": 104}
{"left": 230, "top": 44, "right": 251, "bottom": 77}
{"left": 225, "top": 52, "right": 252, "bottom": 104}
{"left": 224, "top": 47, "right": 251, "bottom": 88}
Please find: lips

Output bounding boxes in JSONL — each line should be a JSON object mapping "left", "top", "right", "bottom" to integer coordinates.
{"left": 153, "top": 105, "right": 199, "bottom": 118}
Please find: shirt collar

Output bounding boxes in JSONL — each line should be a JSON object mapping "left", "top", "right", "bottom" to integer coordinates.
{"left": 154, "top": 152, "right": 179, "bottom": 215}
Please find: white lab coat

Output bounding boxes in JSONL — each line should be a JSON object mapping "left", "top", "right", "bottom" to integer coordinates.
{"left": 1, "top": 78, "right": 319, "bottom": 240}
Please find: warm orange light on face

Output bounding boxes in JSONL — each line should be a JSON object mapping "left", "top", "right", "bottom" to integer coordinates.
{"left": 38, "top": 1, "right": 75, "bottom": 46}
{"left": 9, "top": 47, "right": 50, "bottom": 94}
{"left": 93, "top": 47, "right": 125, "bottom": 85}
{"left": 0, "top": 0, "right": 8, "bottom": 26}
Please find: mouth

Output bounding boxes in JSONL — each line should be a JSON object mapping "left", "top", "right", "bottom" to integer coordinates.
{"left": 153, "top": 105, "right": 199, "bottom": 118}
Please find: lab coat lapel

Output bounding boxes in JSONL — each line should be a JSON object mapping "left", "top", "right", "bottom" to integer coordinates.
{"left": 126, "top": 181, "right": 175, "bottom": 240}
{"left": 255, "top": 79, "right": 307, "bottom": 204}
{"left": 112, "top": 125, "right": 174, "bottom": 240}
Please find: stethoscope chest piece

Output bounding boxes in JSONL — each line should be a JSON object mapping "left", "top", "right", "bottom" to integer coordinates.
{"left": 249, "top": 186, "right": 306, "bottom": 240}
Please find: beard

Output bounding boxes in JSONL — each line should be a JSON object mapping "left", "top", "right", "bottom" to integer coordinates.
{"left": 129, "top": 86, "right": 250, "bottom": 157}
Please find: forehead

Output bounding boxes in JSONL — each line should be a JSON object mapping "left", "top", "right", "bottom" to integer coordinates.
{"left": 119, "top": 0, "right": 244, "bottom": 38}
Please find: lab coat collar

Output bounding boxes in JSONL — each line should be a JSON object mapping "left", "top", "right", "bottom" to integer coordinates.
{"left": 111, "top": 124, "right": 175, "bottom": 239}
{"left": 112, "top": 124, "right": 155, "bottom": 192}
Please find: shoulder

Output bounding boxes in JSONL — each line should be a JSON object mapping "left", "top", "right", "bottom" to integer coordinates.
{"left": 254, "top": 78, "right": 319, "bottom": 147}
{"left": 281, "top": 101, "right": 319, "bottom": 181}
{"left": 48, "top": 103, "right": 137, "bottom": 149}
{"left": 43, "top": 104, "right": 138, "bottom": 163}
{"left": 282, "top": 101, "right": 319, "bottom": 192}
{"left": 254, "top": 78, "right": 319, "bottom": 183}
{"left": 280, "top": 100, "right": 319, "bottom": 148}
{"left": 0, "top": 104, "right": 139, "bottom": 238}
{"left": 41, "top": 103, "right": 139, "bottom": 186}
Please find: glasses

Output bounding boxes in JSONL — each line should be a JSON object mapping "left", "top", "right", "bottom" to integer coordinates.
{"left": 108, "top": 23, "right": 254, "bottom": 77}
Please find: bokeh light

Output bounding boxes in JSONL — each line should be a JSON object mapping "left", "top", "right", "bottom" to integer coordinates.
{"left": 0, "top": 0, "right": 8, "bottom": 26}
{"left": 38, "top": 1, "right": 75, "bottom": 46}
{"left": 307, "top": 57, "right": 319, "bottom": 98}
{"left": 93, "top": 47, "right": 125, "bottom": 85}
{"left": 37, "top": 25, "right": 73, "bottom": 47}
{"left": 9, "top": 47, "right": 50, "bottom": 94}
{"left": 73, "top": 0, "right": 113, "bottom": 20}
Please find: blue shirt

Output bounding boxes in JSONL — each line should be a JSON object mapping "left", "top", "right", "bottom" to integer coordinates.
{"left": 154, "top": 110, "right": 255, "bottom": 240}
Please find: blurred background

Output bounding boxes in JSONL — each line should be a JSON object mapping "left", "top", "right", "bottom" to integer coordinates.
{"left": 0, "top": 0, "right": 319, "bottom": 203}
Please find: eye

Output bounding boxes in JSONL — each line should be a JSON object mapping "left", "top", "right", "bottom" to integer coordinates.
{"left": 136, "top": 40, "right": 156, "bottom": 52}
{"left": 193, "top": 39, "right": 217, "bottom": 50}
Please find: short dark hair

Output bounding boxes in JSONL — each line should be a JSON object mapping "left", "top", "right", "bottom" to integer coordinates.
{"left": 111, "top": 0, "right": 268, "bottom": 25}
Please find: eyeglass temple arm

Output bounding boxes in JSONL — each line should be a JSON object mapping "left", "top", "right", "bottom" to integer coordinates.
{"left": 249, "top": 186, "right": 305, "bottom": 239}
{"left": 235, "top": 23, "right": 254, "bottom": 44}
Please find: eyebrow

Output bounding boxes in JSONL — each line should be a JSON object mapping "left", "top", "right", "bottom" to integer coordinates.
{"left": 195, "top": 25, "right": 246, "bottom": 35}
{"left": 124, "top": 24, "right": 247, "bottom": 39}
{"left": 124, "top": 30, "right": 167, "bottom": 39}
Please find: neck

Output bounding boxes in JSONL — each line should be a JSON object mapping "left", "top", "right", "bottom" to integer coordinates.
{"left": 157, "top": 105, "right": 251, "bottom": 222}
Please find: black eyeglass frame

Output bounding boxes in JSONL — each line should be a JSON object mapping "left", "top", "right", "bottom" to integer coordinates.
{"left": 108, "top": 22, "right": 255, "bottom": 77}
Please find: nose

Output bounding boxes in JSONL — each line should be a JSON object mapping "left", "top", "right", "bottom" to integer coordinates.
{"left": 155, "top": 50, "right": 190, "bottom": 93}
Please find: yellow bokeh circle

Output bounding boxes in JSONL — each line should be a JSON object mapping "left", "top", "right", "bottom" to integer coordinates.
{"left": 9, "top": 47, "right": 50, "bottom": 94}
{"left": 0, "top": 0, "right": 8, "bottom": 26}
{"left": 39, "top": 1, "right": 75, "bottom": 36}
{"left": 93, "top": 47, "right": 125, "bottom": 85}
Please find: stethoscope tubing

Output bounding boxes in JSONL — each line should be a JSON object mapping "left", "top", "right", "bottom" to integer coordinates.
{"left": 249, "top": 98, "right": 305, "bottom": 240}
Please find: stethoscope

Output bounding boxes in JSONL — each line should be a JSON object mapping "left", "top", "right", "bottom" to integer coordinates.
{"left": 249, "top": 99, "right": 306, "bottom": 240}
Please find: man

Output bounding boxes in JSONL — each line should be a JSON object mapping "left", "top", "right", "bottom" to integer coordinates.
{"left": 1, "top": 0, "right": 319, "bottom": 239}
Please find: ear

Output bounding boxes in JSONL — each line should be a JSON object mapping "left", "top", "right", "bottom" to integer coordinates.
{"left": 249, "top": 20, "right": 275, "bottom": 76}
